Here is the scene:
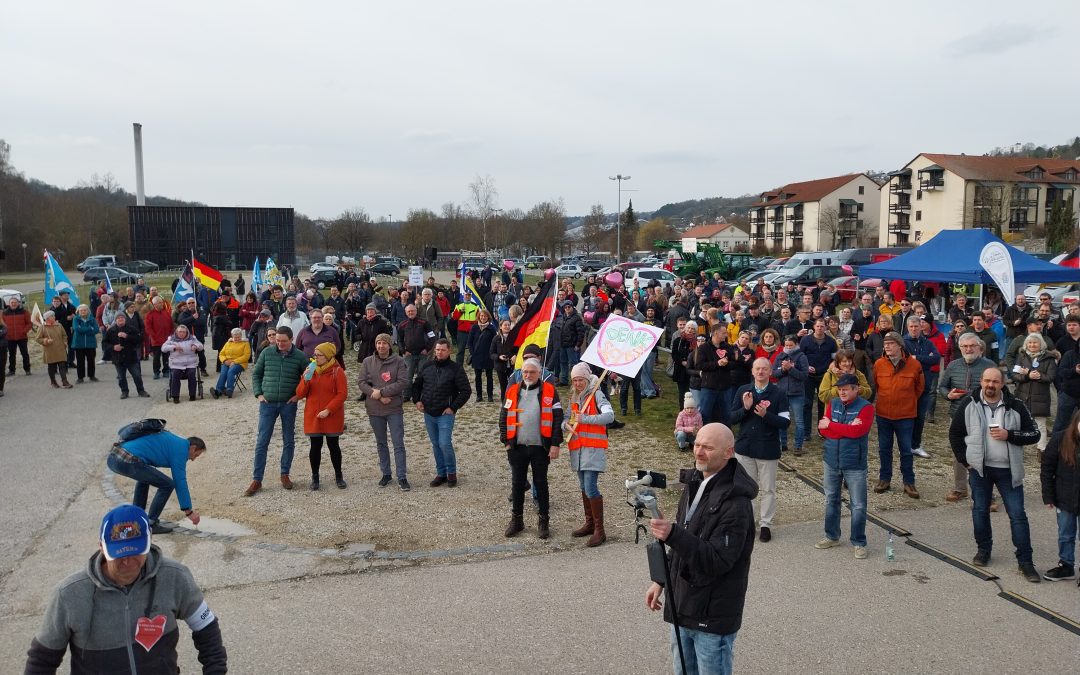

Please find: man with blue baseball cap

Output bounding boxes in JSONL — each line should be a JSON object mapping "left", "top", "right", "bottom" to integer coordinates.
{"left": 24, "top": 504, "right": 228, "bottom": 673}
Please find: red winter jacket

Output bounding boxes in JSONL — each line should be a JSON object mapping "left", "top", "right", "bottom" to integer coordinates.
{"left": 144, "top": 308, "right": 175, "bottom": 347}
{"left": 2, "top": 307, "right": 32, "bottom": 341}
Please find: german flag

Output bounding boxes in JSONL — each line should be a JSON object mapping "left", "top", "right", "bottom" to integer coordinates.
{"left": 503, "top": 275, "right": 557, "bottom": 369}
{"left": 1060, "top": 247, "right": 1080, "bottom": 269}
{"left": 191, "top": 254, "right": 223, "bottom": 290}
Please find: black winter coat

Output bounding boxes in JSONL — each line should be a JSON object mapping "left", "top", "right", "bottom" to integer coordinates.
{"left": 696, "top": 340, "right": 735, "bottom": 390}
{"left": 356, "top": 315, "right": 392, "bottom": 362}
{"left": 413, "top": 357, "right": 472, "bottom": 415}
{"left": 728, "top": 382, "right": 790, "bottom": 460}
{"left": 559, "top": 311, "right": 586, "bottom": 349}
{"left": 467, "top": 323, "right": 497, "bottom": 370}
{"left": 663, "top": 460, "right": 757, "bottom": 636}
{"left": 102, "top": 324, "right": 143, "bottom": 365}
{"left": 1041, "top": 431, "right": 1080, "bottom": 514}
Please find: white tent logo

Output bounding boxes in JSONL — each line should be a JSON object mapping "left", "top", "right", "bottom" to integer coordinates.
{"left": 978, "top": 241, "right": 1014, "bottom": 301}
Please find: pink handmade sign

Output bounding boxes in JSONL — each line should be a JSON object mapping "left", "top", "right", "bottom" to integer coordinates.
{"left": 579, "top": 315, "right": 663, "bottom": 378}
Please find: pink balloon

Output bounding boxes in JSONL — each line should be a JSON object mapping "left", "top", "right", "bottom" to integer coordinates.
{"left": 503, "top": 259, "right": 515, "bottom": 270}
{"left": 543, "top": 268, "right": 557, "bottom": 281}
{"left": 583, "top": 311, "right": 596, "bottom": 325}
{"left": 604, "top": 271, "right": 623, "bottom": 288}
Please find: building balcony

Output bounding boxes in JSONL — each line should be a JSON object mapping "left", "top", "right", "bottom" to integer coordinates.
{"left": 788, "top": 229, "right": 804, "bottom": 239}
{"left": 770, "top": 230, "right": 784, "bottom": 241}
{"left": 889, "top": 202, "right": 911, "bottom": 213}
{"left": 1012, "top": 198, "right": 1038, "bottom": 209}
{"left": 889, "top": 182, "right": 912, "bottom": 193}
{"left": 1008, "top": 218, "right": 1031, "bottom": 232}
{"left": 751, "top": 229, "right": 766, "bottom": 241}
{"left": 888, "top": 222, "right": 910, "bottom": 233}
{"left": 919, "top": 178, "right": 944, "bottom": 190}
{"left": 973, "top": 198, "right": 998, "bottom": 209}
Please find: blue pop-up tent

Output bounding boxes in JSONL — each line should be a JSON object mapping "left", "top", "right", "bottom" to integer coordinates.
{"left": 858, "top": 229, "right": 1080, "bottom": 284}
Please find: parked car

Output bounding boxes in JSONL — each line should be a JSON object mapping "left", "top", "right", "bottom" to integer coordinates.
{"left": 578, "top": 259, "right": 608, "bottom": 272}
{"left": 827, "top": 276, "right": 861, "bottom": 303}
{"left": 309, "top": 269, "right": 340, "bottom": 288}
{"left": 525, "top": 255, "right": 547, "bottom": 269}
{"left": 774, "top": 265, "right": 848, "bottom": 288}
{"left": 310, "top": 262, "right": 338, "bottom": 274}
{"left": 625, "top": 267, "right": 678, "bottom": 293}
{"left": 555, "top": 264, "right": 583, "bottom": 279}
{"left": 83, "top": 266, "right": 138, "bottom": 284}
{"left": 368, "top": 262, "right": 401, "bottom": 276}
{"left": 122, "top": 260, "right": 159, "bottom": 274}
{"left": 1023, "top": 282, "right": 1079, "bottom": 307}
{"left": 76, "top": 254, "right": 118, "bottom": 272}
{"left": 0, "top": 288, "right": 26, "bottom": 306}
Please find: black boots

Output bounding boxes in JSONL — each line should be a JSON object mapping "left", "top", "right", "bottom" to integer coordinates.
{"left": 538, "top": 515, "right": 550, "bottom": 540}
{"left": 505, "top": 514, "right": 524, "bottom": 537}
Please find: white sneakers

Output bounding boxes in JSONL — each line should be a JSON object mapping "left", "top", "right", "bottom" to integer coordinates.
{"left": 912, "top": 447, "right": 930, "bottom": 458}
{"left": 814, "top": 538, "right": 841, "bottom": 549}
{"left": 854, "top": 546, "right": 867, "bottom": 559}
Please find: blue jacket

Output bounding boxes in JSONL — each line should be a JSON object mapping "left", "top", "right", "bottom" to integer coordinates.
{"left": 729, "top": 382, "right": 790, "bottom": 460}
{"left": 70, "top": 314, "right": 100, "bottom": 349}
{"left": 119, "top": 431, "right": 195, "bottom": 510}
{"left": 822, "top": 396, "right": 873, "bottom": 471}
{"left": 772, "top": 348, "right": 809, "bottom": 398}
{"left": 904, "top": 334, "right": 940, "bottom": 376}
{"left": 799, "top": 334, "right": 837, "bottom": 377}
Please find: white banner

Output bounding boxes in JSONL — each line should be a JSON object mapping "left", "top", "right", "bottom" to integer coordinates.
{"left": 580, "top": 315, "right": 664, "bottom": 378}
{"left": 682, "top": 237, "right": 698, "bottom": 254}
{"left": 978, "top": 241, "right": 1015, "bottom": 301}
{"left": 408, "top": 265, "right": 424, "bottom": 287}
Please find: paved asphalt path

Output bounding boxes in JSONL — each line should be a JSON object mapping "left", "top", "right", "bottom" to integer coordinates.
{"left": 0, "top": 365, "right": 153, "bottom": 580}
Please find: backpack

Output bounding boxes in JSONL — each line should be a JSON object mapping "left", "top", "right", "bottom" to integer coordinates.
{"left": 117, "top": 418, "right": 167, "bottom": 442}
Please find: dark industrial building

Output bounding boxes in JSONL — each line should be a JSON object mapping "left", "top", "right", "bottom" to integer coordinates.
{"left": 128, "top": 206, "right": 295, "bottom": 269}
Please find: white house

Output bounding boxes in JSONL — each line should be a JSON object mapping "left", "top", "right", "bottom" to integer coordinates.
{"left": 680, "top": 222, "right": 749, "bottom": 251}
{"left": 747, "top": 173, "right": 881, "bottom": 252}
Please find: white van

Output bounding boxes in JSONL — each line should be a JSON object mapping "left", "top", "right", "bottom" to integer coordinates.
{"left": 771, "top": 252, "right": 841, "bottom": 284}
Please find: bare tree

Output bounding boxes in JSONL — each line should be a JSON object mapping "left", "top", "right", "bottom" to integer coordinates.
{"left": 817, "top": 206, "right": 841, "bottom": 250}
{"left": 579, "top": 203, "right": 606, "bottom": 255}
{"left": 328, "top": 208, "right": 372, "bottom": 253}
{"left": 401, "top": 208, "right": 438, "bottom": 258}
{"left": 468, "top": 174, "right": 498, "bottom": 253}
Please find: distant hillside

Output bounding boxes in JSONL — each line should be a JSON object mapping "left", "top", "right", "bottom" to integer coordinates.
{"left": 651, "top": 195, "right": 758, "bottom": 223}
{"left": 988, "top": 136, "right": 1080, "bottom": 160}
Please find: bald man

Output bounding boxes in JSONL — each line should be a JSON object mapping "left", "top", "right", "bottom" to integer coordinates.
{"left": 646, "top": 423, "right": 757, "bottom": 673}
{"left": 948, "top": 367, "right": 1042, "bottom": 582}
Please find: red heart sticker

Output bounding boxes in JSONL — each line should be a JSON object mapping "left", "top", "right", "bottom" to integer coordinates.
{"left": 134, "top": 615, "right": 167, "bottom": 652}
{"left": 381, "top": 371, "right": 391, "bottom": 382}
{"left": 717, "top": 350, "right": 727, "bottom": 358}
{"left": 761, "top": 400, "right": 771, "bottom": 408}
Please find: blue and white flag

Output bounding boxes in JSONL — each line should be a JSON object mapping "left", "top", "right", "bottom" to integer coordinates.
{"left": 173, "top": 262, "right": 196, "bottom": 303}
{"left": 103, "top": 268, "right": 115, "bottom": 295}
{"left": 43, "top": 250, "right": 79, "bottom": 305}
{"left": 251, "top": 257, "right": 262, "bottom": 295}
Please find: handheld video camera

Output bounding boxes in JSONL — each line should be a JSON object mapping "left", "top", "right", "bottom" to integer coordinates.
{"left": 625, "top": 470, "right": 666, "bottom": 543}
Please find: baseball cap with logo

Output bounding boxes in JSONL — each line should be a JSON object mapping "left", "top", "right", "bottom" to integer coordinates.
{"left": 836, "top": 373, "right": 860, "bottom": 388}
{"left": 100, "top": 504, "right": 151, "bottom": 560}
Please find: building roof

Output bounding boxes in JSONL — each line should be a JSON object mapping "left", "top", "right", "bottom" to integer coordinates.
{"left": 682, "top": 222, "right": 743, "bottom": 239}
{"left": 750, "top": 174, "right": 867, "bottom": 208}
{"left": 915, "top": 154, "right": 1080, "bottom": 185}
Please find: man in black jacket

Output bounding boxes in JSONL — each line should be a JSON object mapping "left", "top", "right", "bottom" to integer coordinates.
{"left": 646, "top": 423, "right": 756, "bottom": 674}
{"left": 729, "top": 358, "right": 790, "bottom": 543}
{"left": 102, "top": 313, "right": 150, "bottom": 399}
{"left": 24, "top": 504, "right": 227, "bottom": 674}
{"left": 557, "top": 302, "right": 586, "bottom": 386}
{"left": 397, "top": 303, "right": 435, "bottom": 399}
{"left": 413, "top": 339, "right": 472, "bottom": 488}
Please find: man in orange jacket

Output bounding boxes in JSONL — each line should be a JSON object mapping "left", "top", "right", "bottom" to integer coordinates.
{"left": 872, "top": 332, "right": 924, "bottom": 498}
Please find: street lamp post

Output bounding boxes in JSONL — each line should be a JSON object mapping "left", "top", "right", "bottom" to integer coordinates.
{"left": 609, "top": 174, "right": 631, "bottom": 263}
{"left": 22, "top": 242, "right": 27, "bottom": 272}
{"left": 490, "top": 208, "right": 502, "bottom": 253}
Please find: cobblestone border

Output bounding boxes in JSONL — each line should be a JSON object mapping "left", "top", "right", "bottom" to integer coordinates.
{"left": 101, "top": 465, "right": 525, "bottom": 562}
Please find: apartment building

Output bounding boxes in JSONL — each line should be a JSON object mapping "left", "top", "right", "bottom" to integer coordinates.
{"left": 747, "top": 173, "right": 881, "bottom": 253}
{"left": 680, "top": 221, "right": 750, "bottom": 251}
{"left": 878, "top": 153, "right": 1080, "bottom": 246}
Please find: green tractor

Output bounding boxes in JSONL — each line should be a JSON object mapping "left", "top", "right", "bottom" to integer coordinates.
{"left": 654, "top": 240, "right": 752, "bottom": 281}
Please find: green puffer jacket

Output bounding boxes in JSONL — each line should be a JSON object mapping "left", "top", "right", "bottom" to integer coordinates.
{"left": 252, "top": 344, "right": 310, "bottom": 402}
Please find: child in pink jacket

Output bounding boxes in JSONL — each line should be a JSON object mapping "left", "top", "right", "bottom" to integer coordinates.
{"left": 674, "top": 393, "right": 703, "bottom": 452}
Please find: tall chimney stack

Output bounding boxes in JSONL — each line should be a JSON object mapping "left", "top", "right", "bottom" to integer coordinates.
{"left": 133, "top": 123, "right": 145, "bottom": 206}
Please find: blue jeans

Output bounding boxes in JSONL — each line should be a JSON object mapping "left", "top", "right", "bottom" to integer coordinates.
{"left": 715, "top": 387, "right": 735, "bottom": 425}
{"left": 696, "top": 388, "right": 718, "bottom": 425}
{"left": 424, "top": 412, "right": 457, "bottom": 477}
{"left": 823, "top": 464, "right": 867, "bottom": 546}
{"left": 107, "top": 454, "right": 174, "bottom": 523}
{"left": 559, "top": 347, "right": 579, "bottom": 384}
{"left": 1056, "top": 508, "right": 1079, "bottom": 566}
{"left": 781, "top": 395, "right": 806, "bottom": 449}
{"left": 215, "top": 364, "right": 244, "bottom": 393}
{"left": 113, "top": 360, "right": 145, "bottom": 395}
{"left": 578, "top": 469, "right": 600, "bottom": 498}
{"left": 877, "top": 416, "right": 915, "bottom": 485}
{"left": 676, "top": 430, "right": 695, "bottom": 450}
{"left": 804, "top": 374, "right": 824, "bottom": 436}
{"left": 969, "top": 465, "right": 1033, "bottom": 563}
{"left": 910, "top": 371, "right": 936, "bottom": 448}
{"left": 670, "top": 626, "right": 735, "bottom": 675}
{"left": 252, "top": 400, "right": 298, "bottom": 481}
{"left": 640, "top": 351, "right": 658, "bottom": 397}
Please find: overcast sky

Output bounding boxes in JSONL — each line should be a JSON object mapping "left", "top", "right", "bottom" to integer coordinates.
{"left": 3, "top": 1, "right": 1078, "bottom": 219}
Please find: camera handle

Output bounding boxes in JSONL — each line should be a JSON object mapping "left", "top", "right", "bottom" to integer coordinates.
{"left": 650, "top": 538, "right": 686, "bottom": 675}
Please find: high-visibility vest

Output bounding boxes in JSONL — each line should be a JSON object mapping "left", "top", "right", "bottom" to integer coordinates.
{"left": 504, "top": 381, "right": 555, "bottom": 441}
{"left": 567, "top": 396, "right": 608, "bottom": 452}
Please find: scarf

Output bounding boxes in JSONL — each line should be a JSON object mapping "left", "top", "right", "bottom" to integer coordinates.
{"left": 314, "top": 342, "right": 338, "bottom": 375}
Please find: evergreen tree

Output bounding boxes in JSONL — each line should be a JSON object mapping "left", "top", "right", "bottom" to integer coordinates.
{"left": 621, "top": 200, "right": 639, "bottom": 259}
{"left": 1046, "top": 195, "right": 1075, "bottom": 253}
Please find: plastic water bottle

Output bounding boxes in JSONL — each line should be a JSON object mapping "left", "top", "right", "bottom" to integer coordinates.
{"left": 885, "top": 531, "right": 896, "bottom": 562}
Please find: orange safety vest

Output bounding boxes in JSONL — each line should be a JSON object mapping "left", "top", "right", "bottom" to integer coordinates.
{"left": 504, "top": 381, "right": 555, "bottom": 441}
{"left": 567, "top": 396, "right": 608, "bottom": 452}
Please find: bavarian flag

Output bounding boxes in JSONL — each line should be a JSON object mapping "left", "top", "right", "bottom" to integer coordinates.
{"left": 191, "top": 252, "right": 223, "bottom": 290}
{"left": 502, "top": 275, "right": 557, "bottom": 369}
{"left": 43, "top": 250, "right": 79, "bottom": 305}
